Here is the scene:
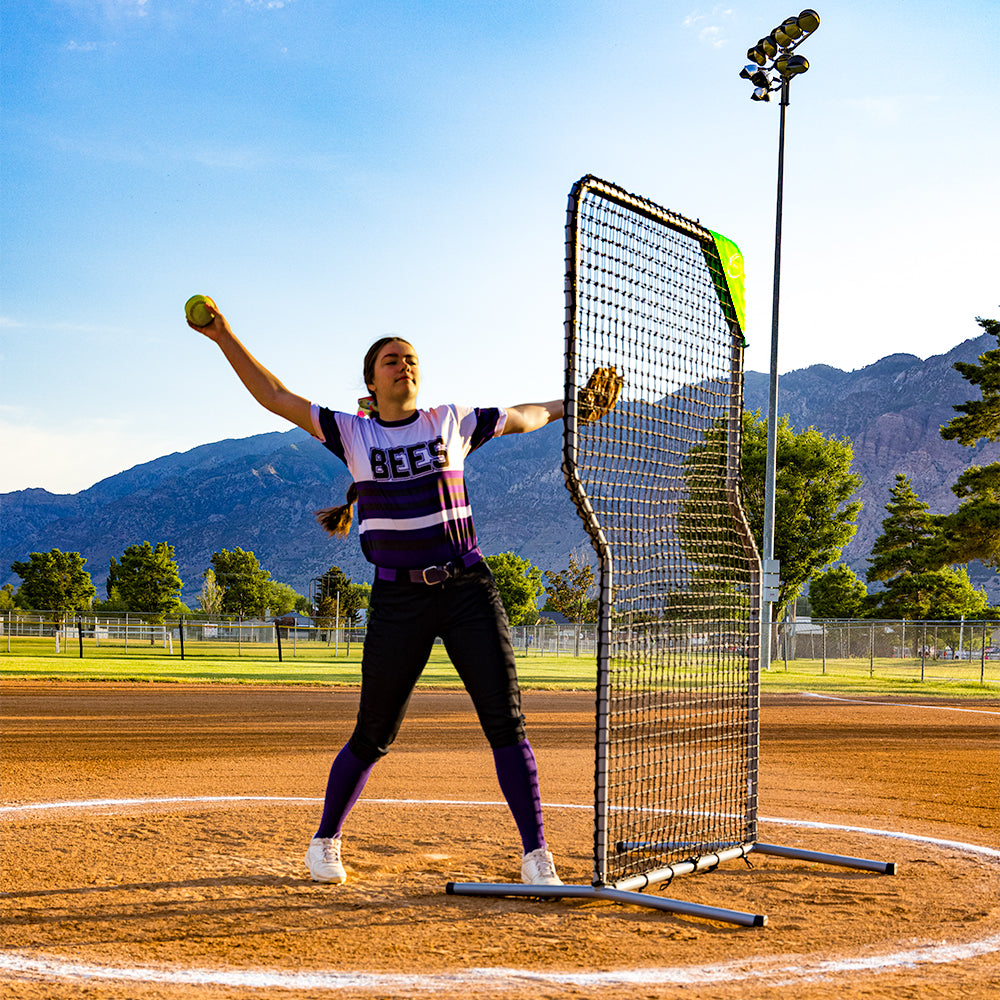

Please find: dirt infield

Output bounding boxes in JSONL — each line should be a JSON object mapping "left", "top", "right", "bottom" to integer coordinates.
{"left": 1, "top": 682, "right": 998, "bottom": 999}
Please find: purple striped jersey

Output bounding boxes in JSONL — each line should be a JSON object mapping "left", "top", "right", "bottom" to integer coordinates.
{"left": 310, "top": 403, "right": 507, "bottom": 570}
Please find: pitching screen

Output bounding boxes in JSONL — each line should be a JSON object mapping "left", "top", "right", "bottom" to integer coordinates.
{"left": 562, "top": 175, "right": 761, "bottom": 887}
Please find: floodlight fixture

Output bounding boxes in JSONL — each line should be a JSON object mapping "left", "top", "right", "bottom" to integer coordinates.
{"left": 797, "top": 8, "right": 820, "bottom": 33}
{"left": 773, "top": 24, "right": 792, "bottom": 46}
{"left": 783, "top": 54, "right": 809, "bottom": 76}
{"left": 751, "top": 87, "right": 771, "bottom": 102}
{"left": 760, "top": 34, "right": 778, "bottom": 57}
{"left": 780, "top": 16, "right": 803, "bottom": 39}
{"left": 747, "top": 46, "right": 767, "bottom": 66}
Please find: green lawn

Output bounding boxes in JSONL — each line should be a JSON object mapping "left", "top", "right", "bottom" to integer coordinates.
{"left": 1, "top": 636, "right": 996, "bottom": 698}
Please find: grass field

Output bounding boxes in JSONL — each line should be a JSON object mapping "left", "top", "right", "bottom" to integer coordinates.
{"left": 1, "top": 636, "right": 997, "bottom": 697}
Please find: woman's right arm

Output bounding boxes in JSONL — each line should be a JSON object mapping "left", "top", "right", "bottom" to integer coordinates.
{"left": 191, "top": 306, "right": 315, "bottom": 435}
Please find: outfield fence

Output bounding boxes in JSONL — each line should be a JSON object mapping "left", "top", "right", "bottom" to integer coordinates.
{"left": 1, "top": 611, "right": 997, "bottom": 686}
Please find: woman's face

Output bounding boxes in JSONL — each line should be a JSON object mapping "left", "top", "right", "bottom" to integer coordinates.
{"left": 367, "top": 340, "right": 420, "bottom": 409}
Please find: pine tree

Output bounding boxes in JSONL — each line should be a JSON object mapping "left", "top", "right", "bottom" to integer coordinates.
{"left": 866, "top": 474, "right": 987, "bottom": 619}
{"left": 937, "top": 315, "right": 1000, "bottom": 568}
{"left": 866, "top": 474, "right": 938, "bottom": 584}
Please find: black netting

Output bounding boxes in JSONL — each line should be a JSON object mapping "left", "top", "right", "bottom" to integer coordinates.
{"left": 562, "top": 177, "right": 761, "bottom": 885}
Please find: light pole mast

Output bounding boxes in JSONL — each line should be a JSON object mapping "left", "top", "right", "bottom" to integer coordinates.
{"left": 740, "top": 9, "right": 820, "bottom": 673}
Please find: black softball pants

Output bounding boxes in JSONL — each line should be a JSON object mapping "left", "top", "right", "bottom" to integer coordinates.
{"left": 347, "top": 561, "right": 526, "bottom": 764}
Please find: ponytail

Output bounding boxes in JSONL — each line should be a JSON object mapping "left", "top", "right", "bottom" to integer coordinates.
{"left": 315, "top": 482, "right": 358, "bottom": 537}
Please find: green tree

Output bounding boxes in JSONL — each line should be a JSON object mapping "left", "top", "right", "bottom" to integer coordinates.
{"left": 265, "top": 581, "right": 304, "bottom": 617}
{"left": 211, "top": 548, "right": 272, "bottom": 618}
{"left": 485, "top": 552, "right": 544, "bottom": 625}
{"left": 740, "top": 411, "right": 863, "bottom": 621}
{"left": 866, "top": 475, "right": 988, "bottom": 619}
{"left": 870, "top": 566, "right": 987, "bottom": 621}
{"left": 543, "top": 552, "right": 597, "bottom": 623}
{"left": 936, "top": 315, "right": 1000, "bottom": 568}
{"left": 866, "top": 474, "right": 938, "bottom": 584}
{"left": 314, "top": 565, "right": 368, "bottom": 625}
{"left": 808, "top": 563, "right": 867, "bottom": 619}
{"left": 92, "top": 586, "right": 129, "bottom": 614}
{"left": 0, "top": 583, "right": 18, "bottom": 611}
{"left": 10, "top": 549, "right": 96, "bottom": 614}
{"left": 107, "top": 541, "right": 183, "bottom": 618}
{"left": 197, "top": 568, "right": 225, "bottom": 616}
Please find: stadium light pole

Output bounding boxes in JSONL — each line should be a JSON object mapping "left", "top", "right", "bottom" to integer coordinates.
{"left": 740, "top": 9, "right": 820, "bottom": 671}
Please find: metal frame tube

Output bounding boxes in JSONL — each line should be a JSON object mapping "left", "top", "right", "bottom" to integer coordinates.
{"left": 751, "top": 842, "right": 897, "bottom": 875}
{"left": 447, "top": 880, "right": 766, "bottom": 927}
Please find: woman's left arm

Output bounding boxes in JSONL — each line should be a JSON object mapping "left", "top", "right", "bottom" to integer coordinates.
{"left": 501, "top": 400, "right": 564, "bottom": 435}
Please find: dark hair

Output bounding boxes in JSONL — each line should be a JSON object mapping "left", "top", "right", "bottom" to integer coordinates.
{"left": 363, "top": 336, "right": 413, "bottom": 391}
{"left": 315, "top": 337, "right": 415, "bottom": 537}
{"left": 316, "top": 483, "right": 358, "bottom": 536}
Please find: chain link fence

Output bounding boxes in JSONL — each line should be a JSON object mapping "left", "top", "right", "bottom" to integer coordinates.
{"left": 0, "top": 611, "right": 366, "bottom": 660}
{"left": 2, "top": 611, "right": 998, "bottom": 686}
{"left": 772, "top": 617, "right": 1000, "bottom": 684}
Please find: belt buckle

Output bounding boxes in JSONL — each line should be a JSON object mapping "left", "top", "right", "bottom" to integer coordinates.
{"left": 421, "top": 564, "right": 451, "bottom": 585}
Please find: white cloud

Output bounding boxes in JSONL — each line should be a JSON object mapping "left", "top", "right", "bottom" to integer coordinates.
{"left": 699, "top": 25, "right": 725, "bottom": 48}
{"left": 682, "top": 6, "right": 735, "bottom": 49}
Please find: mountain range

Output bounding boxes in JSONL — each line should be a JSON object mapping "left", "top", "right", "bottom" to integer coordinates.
{"left": 2, "top": 331, "right": 996, "bottom": 606}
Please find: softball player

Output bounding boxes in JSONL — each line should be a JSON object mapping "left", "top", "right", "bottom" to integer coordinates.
{"left": 191, "top": 307, "right": 563, "bottom": 887}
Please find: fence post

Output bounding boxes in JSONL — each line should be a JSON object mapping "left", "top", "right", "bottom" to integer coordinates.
{"left": 77, "top": 616, "right": 84, "bottom": 658}
{"left": 869, "top": 623, "right": 875, "bottom": 678}
{"left": 921, "top": 623, "right": 927, "bottom": 681}
{"left": 822, "top": 623, "right": 826, "bottom": 675}
{"left": 982, "top": 622, "right": 988, "bottom": 685}
{"left": 275, "top": 622, "right": 282, "bottom": 662}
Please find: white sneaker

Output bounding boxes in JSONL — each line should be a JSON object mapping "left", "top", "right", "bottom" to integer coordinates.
{"left": 521, "top": 847, "right": 562, "bottom": 885}
{"left": 305, "top": 836, "right": 347, "bottom": 884}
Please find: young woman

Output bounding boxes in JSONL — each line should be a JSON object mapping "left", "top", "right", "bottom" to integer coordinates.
{"left": 190, "top": 304, "right": 564, "bottom": 886}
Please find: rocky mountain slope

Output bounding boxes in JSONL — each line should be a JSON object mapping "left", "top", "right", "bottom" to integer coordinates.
{"left": 2, "top": 331, "right": 995, "bottom": 606}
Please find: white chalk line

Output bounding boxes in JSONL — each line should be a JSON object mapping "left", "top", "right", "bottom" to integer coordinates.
{"left": 801, "top": 692, "right": 1000, "bottom": 715}
{"left": 1, "top": 935, "right": 999, "bottom": 992}
{"left": 1, "top": 796, "right": 998, "bottom": 992}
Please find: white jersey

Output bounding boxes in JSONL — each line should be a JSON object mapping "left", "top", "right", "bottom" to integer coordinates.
{"left": 311, "top": 403, "right": 507, "bottom": 570}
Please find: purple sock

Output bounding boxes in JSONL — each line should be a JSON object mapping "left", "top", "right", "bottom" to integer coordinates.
{"left": 492, "top": 739, "right": 545, "bottom": 854}
{"left": 315, "top": 743, "right": 376, "bottom": 839}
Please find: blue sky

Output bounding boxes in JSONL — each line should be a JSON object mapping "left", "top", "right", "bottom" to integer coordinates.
{"left": 2, "top": 0, "right": 998, "bottom": 494}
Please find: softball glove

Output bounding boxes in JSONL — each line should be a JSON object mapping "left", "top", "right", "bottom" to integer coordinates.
{"left": 577, "top": 366, "right": 624, "bottom": 423}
